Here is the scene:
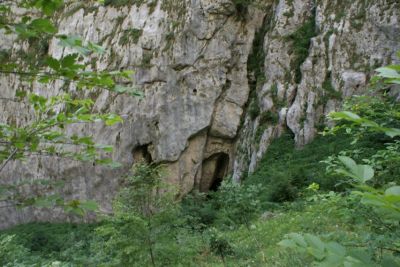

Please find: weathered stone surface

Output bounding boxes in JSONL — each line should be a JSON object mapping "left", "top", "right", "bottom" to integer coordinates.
{"left": 0, "top": 0, "right": 399, "bottom": 228}
{"left": 210, "top": 101, "right": 243, "bottom": 139}
{"left": 234, "top": 0, "right": 400, "bottom": 180}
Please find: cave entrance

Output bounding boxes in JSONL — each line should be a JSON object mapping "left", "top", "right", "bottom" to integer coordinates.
{"left": 132, "top": 144, "right": 152, "bottom": 164}
{"left": 200, "top": 153, "right": 230, "bottom": 192}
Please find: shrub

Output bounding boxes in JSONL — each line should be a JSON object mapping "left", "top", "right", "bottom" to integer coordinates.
{"left": 245, "top": 132, "right": 381, "bottom": 203}
{"left": 95, "top": 163, "right": 196, "bottom": 266}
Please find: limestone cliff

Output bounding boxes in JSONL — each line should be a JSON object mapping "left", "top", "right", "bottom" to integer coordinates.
{"left": 0, "top": 0, "right": 399, "bottom": 228}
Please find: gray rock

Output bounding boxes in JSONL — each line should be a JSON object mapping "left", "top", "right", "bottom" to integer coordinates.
{"left": 0, "top": 0, "right": 399, "bottom": 228}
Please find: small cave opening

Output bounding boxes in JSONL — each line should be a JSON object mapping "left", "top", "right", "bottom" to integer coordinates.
{"left": 200, "top": 153, "right": 230, "bottom": 192}
{"left": 132, "top": 144, "right": 152, "bottom": 164}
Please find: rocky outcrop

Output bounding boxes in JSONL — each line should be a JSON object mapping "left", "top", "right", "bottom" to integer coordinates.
{"left": 233, "top": 0, "right": 400, "bottom": 180}
{"left": 0, "top": 0, "right": 399, "bottom": 228}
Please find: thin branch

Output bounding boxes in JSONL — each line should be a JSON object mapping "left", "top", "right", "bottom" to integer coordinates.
{"left": 0, "top": 148, "right": 17, "bottom": 173}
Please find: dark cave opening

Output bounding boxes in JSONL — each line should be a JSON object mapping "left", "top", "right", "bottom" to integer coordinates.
{"left": 132, "top": 144, "right": 152, "bottom": 164}
{"left": 200, "top": 152, "right": 230, "bottom": 192}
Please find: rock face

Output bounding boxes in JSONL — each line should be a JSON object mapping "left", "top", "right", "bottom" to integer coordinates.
{"left": 0, "top": 0, "right": 399, "bottom": 228}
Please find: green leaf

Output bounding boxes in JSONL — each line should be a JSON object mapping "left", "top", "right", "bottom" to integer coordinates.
{"left": 40, "top": 0, "right": 63, "bottom": 16}
{"left": 30, "top": 18, "right": 57, "bottom": 34}
{"left": 60, "top": 54, "right": 76, "bottom": 68}
{"left": 95, "top": 144, "right": 114, "bottom": 152}
{"left": 330, "top": 111, "right": 361, "bottom": 122}
{"left": 278, "top": 239, "right": 296, "bottom": 248}
{"left": 57, "top": 35, "right": 90, "bottom": 55}
{"left": 304, "top": 234, "right": 325, "bottom": 260}
{"left": 45, "top": 57, "right": 60, "bottom": 71}
{"left": 286, "top": 233, "right": 307, "bottom": 248}
{"left": 79, "top": 200, "right": 99, "bottom": 211}
{"left": 376, "top": 67, "right": 400, "bottom": 79}
{"left": 384, "top": 128, "right": 400, "bottom": 138}
{"left": 87, "top": 41, "right": 105, "bottom": 54}
{"left": 104, "top": 114, "right": 123, "bottom": 126}
{"left": 385, "top": 186, "right": 400, "bottom": 196}
{"left": 15, "top": 90, "right": 27, "bottom": 98}
{"left": 338, "top": 156, "right": 374, "bottom": 182}
{"left": 338, "top": 156, "right": 357, "bottom": 171}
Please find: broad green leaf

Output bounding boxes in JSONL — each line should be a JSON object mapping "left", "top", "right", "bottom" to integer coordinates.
{"left": 330, "top": 111, "right": 361, "bottom": 122}
{"left": 385, "top": 186, "right": 400, "bottom": 196}
{"left": 338, "top": 156, "right": 357, "bottom": 171}
{"left": 384, "top": 128, "right": 400, "bottom": 138}
{"left": 286, "top": 233, "right": 307, "bottom": 248}
{"left": 376, "top": 67, "right": 400, "bottom": 79}
{"left": 60, "top": 54, "right": 78, "bottom": 68}
{"left": 338, "top": 156, "right": 374, "bottom": 182}
{"left": 87, "top": 42, "right": 105, "bottom": 54}
{"left": 45, "top": 57, "right": 60, "bottom": 71}
{"left": 304, "top": 234, "right": 325, "bottom": 260}
{"left": 30, "top": 18, "right": 57, "bottom": 34}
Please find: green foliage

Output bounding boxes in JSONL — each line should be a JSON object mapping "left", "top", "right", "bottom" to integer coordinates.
{"left": 0, "top": 223, "right": 98, "bottom": 266}
{"left": 21, "top": 0, "right": 63, "bottom": 16}
{"left": 103, "top": 0, "right": 145, "bottom": 7}
{"left": 247, "top": 15, "right": 269, "bottom": 86}
{"left": 0, "top": 235, "right": 32, "bottom": 267}
{"left": 119, "top": 28, "right": 143, "bottom": 46}
{"left": 279, "top": 233, "right": 379, "bottom": 266}
{"left": 321, "top": 72, "right": 342, "bottom": 102}
{"left": 286, "top": 12, "right": 317, "bottom": 83}
{"left": 95, "top": 163, "right": 196, "bottom": 267}
{"left": 244, "top": 132, "right": 377, "bottom": 203}
{"left": 212, "top": 180, "right": 262, "bottom": 228}
{"left": 278, "top": 60, "right": 400, "bottom": 267}
{"left": 246, "top": 13, "right": 272, "bottom": 125}
{"left": 259, "top": 110, "right": 279, "bottom": 124}
{"left": 248, "top": 99, "right": 260, "bottom": 119}
{"left": 182, "top": 180, "right": 261, "bottom": 230}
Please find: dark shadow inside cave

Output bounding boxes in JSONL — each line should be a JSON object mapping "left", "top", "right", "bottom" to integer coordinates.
{"left": 200, "top": 152, "right": 230, "bottom": 192}
{"left": 132, "top": 144, "right": 152, "bottom": 164}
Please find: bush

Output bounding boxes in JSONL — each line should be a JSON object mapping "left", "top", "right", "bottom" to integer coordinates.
{"left": 2, "top": 223, "right": 97, "bottom": 265}
{"left": 182, "top": 180, "right": 261, "bottom": 230}
{"left": 0, "top": 235, "right": 32, "bottom": 266}
{"left": 245, "top": 132, "right": 381, "bottom": 203}
{"left": 95, "top": 163, "right": 197, "bottom": 266}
